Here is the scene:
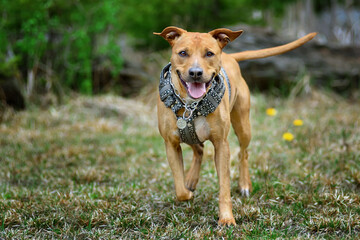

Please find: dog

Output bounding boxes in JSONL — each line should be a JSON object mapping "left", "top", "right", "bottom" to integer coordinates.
{"left": 154, "top": 26, "right": 316, "bottom": 226}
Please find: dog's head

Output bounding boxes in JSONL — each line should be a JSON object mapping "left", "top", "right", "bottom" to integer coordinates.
{"left": 154, "top": 26, "right": 243, "bottom": 99}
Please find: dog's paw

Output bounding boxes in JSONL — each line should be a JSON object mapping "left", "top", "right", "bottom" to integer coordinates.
{"left": 240, "top": 188, "right": 250, "bottom": 197}
{"left": 176, "top": 190, "right": 194, "bottom": 201}
{"left": 185, "top": 177, "right": 198, "bottom": 192}
{"left": 218, "top": 217, "right": 236, "bottom": 226}
{"left": 238, "top": 180, "right": 252, "bottom": 197}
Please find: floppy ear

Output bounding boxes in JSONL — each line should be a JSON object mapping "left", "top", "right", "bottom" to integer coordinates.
{"left": 208, "top": 28, "right": 243, "bottom": 49}
{"left": 153, "top": 26, "right": 187, "bottom": 46}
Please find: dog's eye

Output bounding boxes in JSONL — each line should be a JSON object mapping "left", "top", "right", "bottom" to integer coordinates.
{"left": 206, "top": 51, "right": 215, "bottom": 57}
{"left": 178, "top": 51, "right": 188, "bottom": 57}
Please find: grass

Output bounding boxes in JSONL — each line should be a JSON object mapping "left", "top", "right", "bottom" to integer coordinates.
{"left": 0, "top": 91, "right": 359, "bottom": 239}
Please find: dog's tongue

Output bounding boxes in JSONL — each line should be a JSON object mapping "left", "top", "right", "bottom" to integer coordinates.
{"left": 187, "top": 82, "right": 206, "bottom": 99}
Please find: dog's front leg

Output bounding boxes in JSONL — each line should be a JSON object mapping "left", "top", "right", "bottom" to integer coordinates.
{"left": 165, "top": 141, "right": 194, "bottom": 201}
{"left": 213, "top": 139, "right": 236, "bottom": 226}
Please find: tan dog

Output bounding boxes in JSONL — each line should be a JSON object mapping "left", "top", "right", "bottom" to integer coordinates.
{"left": 154, "top": 26, "right": 316, "bottom": 226}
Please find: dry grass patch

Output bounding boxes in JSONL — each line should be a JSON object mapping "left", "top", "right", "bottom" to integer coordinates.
{"left": 0, "top": 92, "right": 359, "bottom": 239}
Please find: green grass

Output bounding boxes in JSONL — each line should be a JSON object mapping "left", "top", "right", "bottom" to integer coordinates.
{"left": 0, "top": 92, "right": 359, "bottom": 239}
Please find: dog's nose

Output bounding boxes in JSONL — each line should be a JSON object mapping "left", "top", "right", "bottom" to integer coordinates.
{"left": 189, "top": 67, "right": 203, "bottom": 80}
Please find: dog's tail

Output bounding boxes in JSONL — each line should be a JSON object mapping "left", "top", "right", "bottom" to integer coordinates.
{"left": 229, "top": 32, "right": 317, "bottom": 62}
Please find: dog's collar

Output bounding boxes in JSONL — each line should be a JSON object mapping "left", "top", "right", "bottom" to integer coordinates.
{"left": 159, "top": 63, "right": 230, "bottom": 145}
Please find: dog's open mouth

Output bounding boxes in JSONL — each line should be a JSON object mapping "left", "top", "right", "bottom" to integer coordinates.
{"left": 185, "top": 82, "right": 206, "bottom": 99}
{"left": 177, "top": 71, "right": 213, "bottom": 99}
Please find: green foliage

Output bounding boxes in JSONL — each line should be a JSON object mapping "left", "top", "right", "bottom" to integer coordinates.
{"left": 120, "top": 0, "right": 298, "bottom": 48}
{"left": 0, "top": 0, "right": 124, "bottom": 94}
{"left": 0, "top": 0, "right": 302, "bottom": 94}
{"left": 0, "top": 55, "right": 20, "bottom": 79}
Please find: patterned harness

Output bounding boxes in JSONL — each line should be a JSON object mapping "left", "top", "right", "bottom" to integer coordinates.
{"left": 159, "top": 63, "right": 231, "bottom": 145}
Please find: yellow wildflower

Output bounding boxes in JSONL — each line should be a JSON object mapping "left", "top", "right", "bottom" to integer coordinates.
{"left": 282, "top": 132, "right": 294, "bottom": 141}
{"left": 266, "top": 108, "right": 277, "bottom": 116}
{"left": 293, "top": 119, "right": 303, "bottom": 126}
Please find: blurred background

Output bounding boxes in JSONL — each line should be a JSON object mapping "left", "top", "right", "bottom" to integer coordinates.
{"left": 0, "top": 0, "right": 359, "bottom": 112}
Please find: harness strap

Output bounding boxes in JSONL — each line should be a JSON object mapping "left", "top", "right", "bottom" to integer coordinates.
{"left": 221, "top": 68, "right": 231, "bottom": 101}
{"left": 178, "top": 118, "right": 200, "bottom": 145}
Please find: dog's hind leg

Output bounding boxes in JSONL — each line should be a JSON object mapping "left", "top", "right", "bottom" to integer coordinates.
{"left": 230, "top": 94, "right": 252, "bottom": 197}
{"left": 185, "top": 143, "right": 204, "bottom": 191}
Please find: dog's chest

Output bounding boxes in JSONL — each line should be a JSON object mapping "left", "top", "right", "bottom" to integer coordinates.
{"left": 193, "top": 116, "right": 211, "bottom": 142}
{"left": 171, "top": 115, "right": 211, "bottom": 144}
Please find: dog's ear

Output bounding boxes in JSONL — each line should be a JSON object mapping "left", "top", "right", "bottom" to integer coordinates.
{"left": 153, "top": 26, "right": 187, "bottom": 46}
{"left": 208, "top": 28, "right": 243, "bottom": 49}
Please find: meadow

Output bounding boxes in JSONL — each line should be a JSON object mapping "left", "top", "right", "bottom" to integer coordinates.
{"left": 0, "top": 89, "right": 359, "bottom": 239}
